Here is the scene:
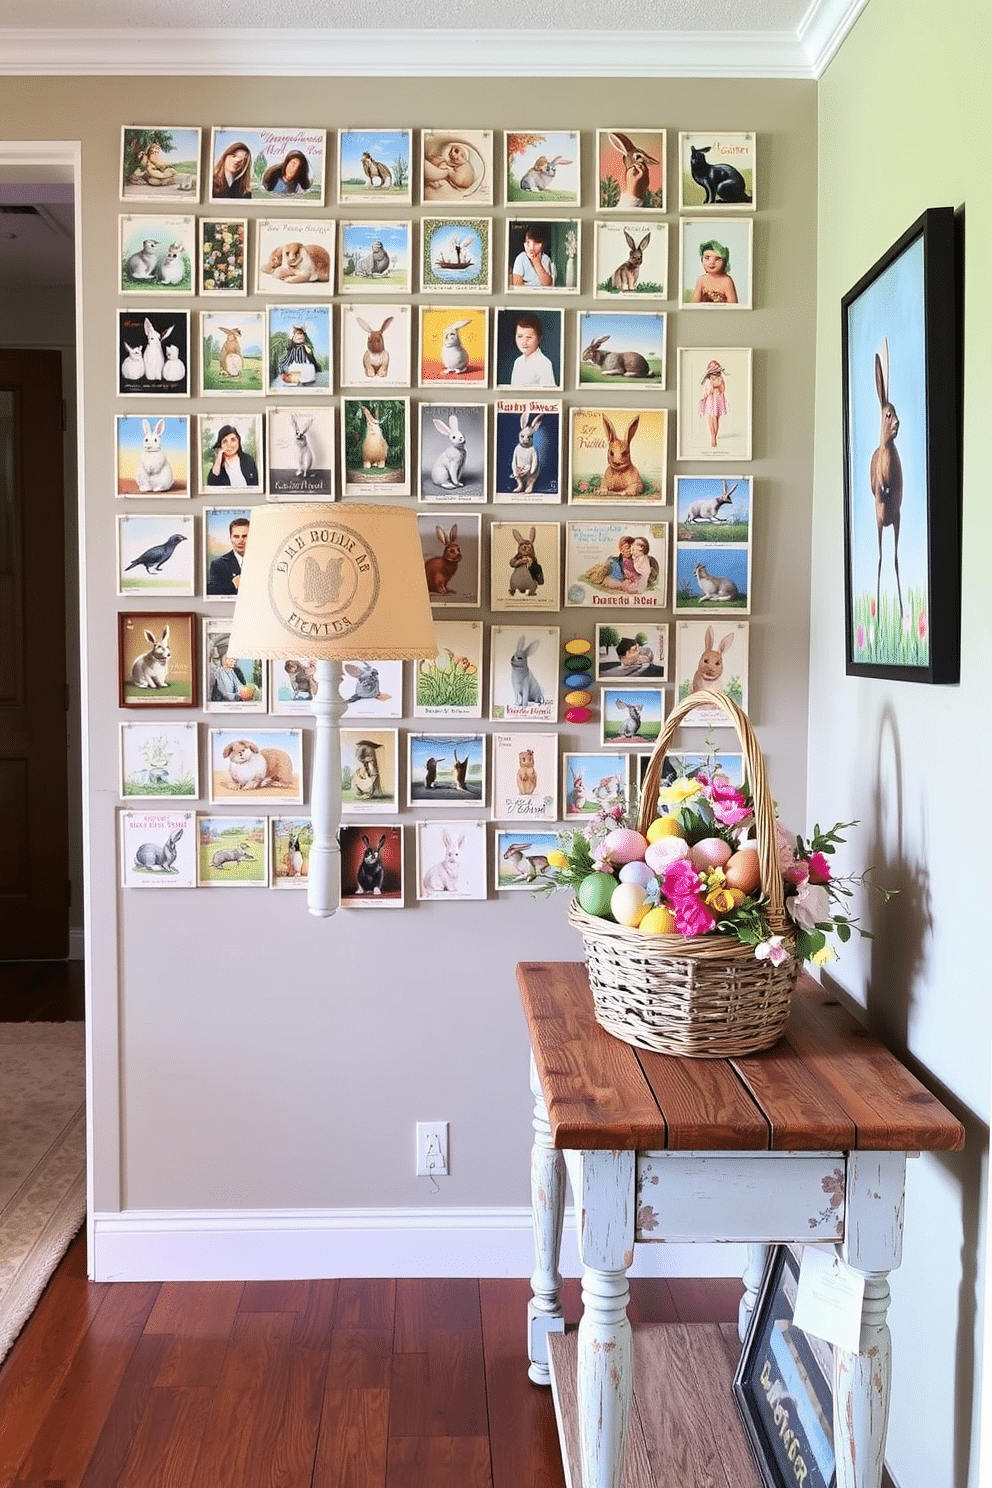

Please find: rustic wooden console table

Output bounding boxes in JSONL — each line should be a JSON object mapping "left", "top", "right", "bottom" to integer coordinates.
{"left": 518, "top": 961, "right": 963, "bottom": 1488}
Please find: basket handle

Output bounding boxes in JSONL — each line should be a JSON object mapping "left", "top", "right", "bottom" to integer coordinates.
{"left": 636, "top": 690, "right": 785, "bottom": 917}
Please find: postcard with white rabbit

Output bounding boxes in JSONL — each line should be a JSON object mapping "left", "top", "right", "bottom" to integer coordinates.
{"left": 340, "top": 825, "right": 404, "bottom": 908}
{"left": 493, "top": 399, "right": 562, "bottom": 504}
{"left": 506, "top": 132, "right": 580, "bottom": 206}
{"left": 119, "top": 215, "right": 195, "bottom": 295}
{"left": 492, "top": 732, "right": 558, "bottom": 823}
{"left": 676, "top": 346, "right": 753, "bottom": 462}
{"left": 338, "top": 221, "right": 412, "bottom": 295}
{"left": 269, "top": 658, "right": 317, "bottom": 716}
{"left": 118, "top": 310, "right": 190, "bottom": 397}
{"left": 338, "top": 129, "right": 413, "bottom": 206}
{"left": 340, "top": 303, "right": 412, "bottom": 389}
{"left": 674, "top": 620, "right": 749, "bottom": 726}
{"left": 419, "top": 515, "right": 481, "bottom": 609}
{"left": 576, "top": 311, "right": 667, "bottom": 389}
{"left": 490, "top": 521, "right": 561, "bottom": 615}
{"left": 266, "top": 406, "right": 335, "bottom": 500}
{"left": 255, "top": 219, "right": 336, "bottom": 296}
{"left": 597, "top": 130, "right": 667, "bottom": 213}
{"left": 339, "top": 727, "right": 398, "bottom": 814}
{"left": 505, "top": 220, "right": 580, "bottom": 295}
{"left": 593, "top": 221, "right": 669, "bottom": 301}
{"left": 422, "top": 130, "right": 494, "bottom": 207}
{"left": 199, "top": 309, "right": 265, "bottom": 397}
{"left": 208, "top": 128, "right": 326, "bottom": 205}
{"left": 421, "top": 218, "right": 492, "bottom": 294}
{"left": 340, "top": 397, "right": 411, "bottom": 497}
{"left": 199, "top": 218, "right": 247, "bottom": 296}
{"left": 208, "top": 728, "right": 303, "bottom": 806}
{"left": 272, "top": 817, "right": 313, "bottom": 890}
{"left": 120, "top": 809, "right": 197, "bottom": 889}
{"left": 196, "top": 815, "right": 269, "bottom": 888}
{"left": 115, "top": 414, "right": 190, "bottom": 497}
{"left": 338, "top": 659, "right": 404, "bottom": 720}
{"left": 119, "top": 611, "right": 196, "bottom": 708}
{"left": 564, "top": 520, "right": 670, "bottom": 610}
{"left": 419, "top": 403, "right": 487, "bottom": 505}
{"left": 265, "top": 305, "right": 332, "bottom": 397}
{"left": 117, "top": 513, "right": 195, "bottom": 598}
{"left": 197, "top": 413, "right": 264, "bottom": 496}
{"left": 679, "top": 218, "right": 753, "bottom": 309}
{"left": 419, "top": 306, "right": 489, "bottom": 387}
{"left": 675, "top": 476, "right": 752, "bottom": 544}
{"left": 495, "top": 830, "right": 560, "bottom": 891}
{"left": 569, "top": 407, "right": 668, "bottom": 505}
{"left": 407, "top": 733, "right": 486, "bottom": 807}
{"left": 678, "top": 132, "right": 756, "bottom": 213}
{"left": 414, "top": 620, "right": 482, "bottom": 719}
{"left": 416, "top": 820, "right": 487, "bottom": 902}
{"left": 601, "top": 686, "right": 666, "bottom": 748}
{"left": 202, "top": 617, "right": 267, "bottom": 715}
{"left": 641, "top": 749, "right": 745, "bottom": 819}
{"left": 120, "top": 127, "right": 201, "bottom": 203}
{"left": 595, "top": 622, "right": 670, "bottom": 682}
{"left": 673, "top": 541, "right": 751, "bottom": 615}
{"left": 489, "top": 626, "right": 559, "bottom": 724}
{"left": 120, "top": 721, "right": 199, "bottom": 801}
{"left": 562, "top": 752, "right": 630, "bottom": 818}
{"left": 493, "top": 307, "right": 562, "bottom": 392}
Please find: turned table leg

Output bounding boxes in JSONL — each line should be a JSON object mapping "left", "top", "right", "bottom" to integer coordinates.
{"left": 528, "top": 1053, "right": 566, "bottom": 1385}
{"left": 739, "top": 1243, "right": 769, "bottom": 1343}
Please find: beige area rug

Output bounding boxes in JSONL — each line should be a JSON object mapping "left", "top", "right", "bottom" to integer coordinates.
{"left": 0, "top": 1022, "right": 86, "bottom": 1365}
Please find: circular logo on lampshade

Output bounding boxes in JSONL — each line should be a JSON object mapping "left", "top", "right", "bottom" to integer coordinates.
{"left": 268, "top": 520, "right": 380, "bottom": 642}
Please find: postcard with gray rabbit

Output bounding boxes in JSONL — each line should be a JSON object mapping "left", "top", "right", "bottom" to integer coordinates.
{"left": 120, "top": 215, "right": 195, "bottom": 295}
{"left": 594, "top": 221, "right": 669, "bottom": 301}
{"left": 495, "top": 830, "right": 560, "bottom": 891}
{"left": 120, "top": 809, "right": 196, "bottom": 889}
{"left": 493, "top": 399, "right": 561, "bottom": 504}
{"left": 601, "top": 686, "right": 666, "bottom": 748}
{"left": 196, "top": 816, "right": 269, "bottom": 888}
{"left": 419, "top": 403, "right": 487, "bottom": 504}
{"left": 506, "top": 131, "right": 580, "bottom": 206}
{"left": 339, "top": 221, "right": 411, "bottom": 295}
{"left": 489, "top": 626, "right": 559, "bottom": 725}
{"left": 562, "top": 752, "right": 630, "bottom": 819}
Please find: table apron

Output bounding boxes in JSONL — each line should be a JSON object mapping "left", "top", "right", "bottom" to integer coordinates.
{"left": 635, "top": 1150, "right": 847, "bottom": 1244}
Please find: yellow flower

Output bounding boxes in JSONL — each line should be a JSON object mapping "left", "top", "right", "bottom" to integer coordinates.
{"left": 812, "top": 945, "right": 836, "bottom": 966}
{"left": 705, "top": 886, "right": 745, "bottom": 914}
{"left": 704, "top": 866, "right": 727, "bottom": 891}
{"left": 658, "top": 777, "right": 704, "bottom": 807}
{"left": 547, "top": 850, "right": 569, "bottom": 869}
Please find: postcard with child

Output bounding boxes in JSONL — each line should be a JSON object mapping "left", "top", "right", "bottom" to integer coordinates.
{"left": 209, "top": 128, "right": 326, "bottom": 204}
{"left": 340, "top": 824, "right": 405, "bottom": 908}
{"left": 565, "top": 520, "right": 670, "bottom": 609}
{"left": 196, "top": 816, "right": 269, "bottom": 888}
{"left": 493, "top": 308, "right": 562, "bottom": 392}
{"left": 597, "top": 130, "right": 667, "bottom": 212}
{"left": 506, "top": 132, "right": 580, "bottom": 206}
{"left": 493, "top": 399, "right": 561, "bottom": 504}
{"left": 419, "top": 403, "right": 487, "bottom": 504}
{"left": 340, "top": 304, "right": 411, "bottom": 389}
{"left": 576, "top": 310, "right": 667, "bottom": 388}
{"left": 490, "top": 522, "right": 561, "bottom": 614}
{"left": 679, "top": 218, "right": 753, "bottom": 309}
{"left": 120, "top": 127, "right": 201, "bottom": 203}
{"left": 492, "top": 732, "right": 558, "bottom": 823}
{"left": 421, "top": 129, "right": 494, "bottom": 206}
{"left": 255, "top": 219, "right": 335, "bottom": 295}
{"left": 416, "top": 819, "right": 487, "bottom": 902}
{"left": 338, "top": 129, "right": 413, "bottom": 205}
{"left": 421, "top": 218, "right": 492, "bottom": 294}
{"left": 594, "top": 221, "right": 669, "bottom": 300}
{"left": 199, "top": 218, "right": 247, "bottom": 296}
{"left": 489, "top": 626, "right": 559, "bottom": 725}
{"left": 198, "top": 412, "right": 263, "bottom": 495}
{"left": 120, "top": 809, "right": 197, "bottom": 889}
{"left": 115, "top": 414, "right": 190, "bottom": 497}
{"left": 407, "top": 733, "right": 486, "bottom": 807}
{"left": 495, "top": 830, "right": 560, "bottom": 890}
{"left": 505, "top": 219, "right": 579, "bottom": 294}
{"left": 676, "top": 346, "right": 753, "bottom": 461}
{"left": 120, "top": 215, "right": 195, "bottom": 295}
{"left": 569, "top": 407, "right": 668, "bottom": 505}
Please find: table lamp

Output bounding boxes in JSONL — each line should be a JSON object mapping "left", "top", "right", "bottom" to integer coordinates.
{"left": 227, "top": 503, "right": 437, "bottom": 918}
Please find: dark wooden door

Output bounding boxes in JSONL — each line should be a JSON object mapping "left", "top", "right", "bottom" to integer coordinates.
{"left": 0, "top": 350, "right": 69, "bottom": 958}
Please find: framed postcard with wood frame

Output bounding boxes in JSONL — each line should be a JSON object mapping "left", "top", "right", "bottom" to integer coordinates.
{"left": 841, "top": 205, "right": 960, "bottom": 683}
{"left": 118, "top": 610, "right": 197, "bottom": 708}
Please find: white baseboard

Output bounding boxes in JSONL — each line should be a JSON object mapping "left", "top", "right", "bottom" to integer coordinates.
{"left": 91, "top": 1207, "right": 745, "bottom": 1284}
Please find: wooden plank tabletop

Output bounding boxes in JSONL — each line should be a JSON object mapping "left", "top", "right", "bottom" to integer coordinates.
{"left": 517, "top": 962, "right": 964, "bottom": 1155}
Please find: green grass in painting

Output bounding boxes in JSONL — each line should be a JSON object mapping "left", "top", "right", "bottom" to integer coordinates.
{"left": 416, "top": 660, "right": 478, "bottom": 710}
{"left": 579, "top": 359, "right": 663, "bottom": 384}
{"left": 850, "top": 587, "right": 929, "bottom": 669}
{"left": 596, "top": 280, "right": 666, "bottom": 297}
{"left": 677, "top": 520, "right": 749, "bottom": 544}
{"left": 123, "top": 774, "right": 196, "bottom": 798}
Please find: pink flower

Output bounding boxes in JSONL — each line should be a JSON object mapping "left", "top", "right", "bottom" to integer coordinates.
{"left": 708, "top": 785, "right": 753, "bottom": 828}
{"left": 857, "top": 625, "right": 865, "bottom": 652}
{"left": 755, "top": 935, "right": 790, "bottom": 966}
{"left": 662, "top": 859, "right": 703, "bottom": 901}
{"left": 918, "top": 611, "right": 928, "bottom": 642}
{"left": 807, "top": 851, "right": 831, "bottom": 884}
{"left": 673, "top": 896, "right": 716, "bottom": 937}
{"left": 787, "top": 880, "right": 831, "bottom": 932}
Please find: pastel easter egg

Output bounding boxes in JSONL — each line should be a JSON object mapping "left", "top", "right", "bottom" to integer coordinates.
{"left": 639, "top": 905, "right": 677, "bottom": 935}
{"left": 690, "top": 837, "right": 733, "bottom": 871}
{"left": 564, "top": 670, "right": 593, "bottom": 688}
{"left": 577, "top": 871, "right": 617, "bottom": 919}
{"left": 610, "top": 881, "right": 649, "bottom": 928}
{"left": 603, "top": 827, "right": 648, "bottom": 864}
{"left": 645, "top": 836, "right": 691, "bottom": 873}
{"left": 619, "top": 859, "right": 658, "bottom": 889}
{"left": 646, "top": 816, "right": 685, "bottom": 843}
{"left": 564, "top": 690, "right": 592, "bottom": 707}
{"left": 725, "top": 848, "right": 761, "bottom": 894}
{"left": 565, "top": 638, "right": 592, "bottom": 655}
{"left": 565, "top": 706, "right": 593, "bottom": 724}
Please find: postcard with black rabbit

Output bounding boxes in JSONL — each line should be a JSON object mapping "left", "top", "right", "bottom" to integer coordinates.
{"left": 272, "top": 816, "right": 313, "bottom": 890}
{"left": 120, "top": 809, "right": 196, "bottom": 889}
{"left": 489, "top": 626, "right": 559, "bottom": 725}
{"left": 120, "top": 127, "right": 201, "bottom": 203}
{"left": 338, "top": 129, "right": 413, "bottom": 205}
{"left": 209, "top": 127, "right": 326, "bottom": 205}
{"left": 340, "top": 824, "right": 404, "bottom": 908}
{"left": 196, "top": 816, "right": 269, "bottom": 888}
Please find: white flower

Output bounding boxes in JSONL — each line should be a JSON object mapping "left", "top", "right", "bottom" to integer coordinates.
{"left": 755, "top": 936, "right": 789, "bottom": 966}
{"left": 786, "top": 880, "right": 831, "bottom": 932}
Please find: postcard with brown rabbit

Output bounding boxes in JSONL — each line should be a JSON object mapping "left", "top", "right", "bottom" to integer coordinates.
{"left": 492, "top": 732, "right": 558, "bottom": 823}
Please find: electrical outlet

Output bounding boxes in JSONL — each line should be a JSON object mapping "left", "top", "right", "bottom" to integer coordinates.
{"left": 416, "top": 1121, "right": 449, "bottom": 1177}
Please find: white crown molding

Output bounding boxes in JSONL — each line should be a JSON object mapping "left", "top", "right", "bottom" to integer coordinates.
{"left": 0, "top": 26, "right": 816, "bottom": 77}
{"left": 798, "top": 0, "right": 870, "bottom": 76}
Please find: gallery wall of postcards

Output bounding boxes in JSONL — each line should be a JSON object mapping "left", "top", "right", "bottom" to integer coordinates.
{"left": 114, "top": 123, "right": 758, "bottom": 900}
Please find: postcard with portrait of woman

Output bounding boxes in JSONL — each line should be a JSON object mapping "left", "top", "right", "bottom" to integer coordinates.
{"left": 676, "top": 346, "right": 753, "bottom": 462}
{"left": 340, "top": 727, "right": 399, "bottom": 814}
{"left": 209, "top": 127, "right": 326, "bottom": 204}
{"left": 492, "top": 732, "right": 558, "bottom": 823}
{"left": 120, "top": 127, "right": 202, "bottom": 203}
{"left": 340, "top": 824, "right": 404, "bottom": 908}
{"left": 593, "top": 220, "right": 669, "bottom": 301}
{"left": 674, "top": 620, "right": 750, "bottom": 724}
{"left": 597, "top": 130, "right": 667, "bottom": 212}
{"left": 255, "top": 219, "right": 335, "bottom": 295}
{"left": 338, "top": 660, "right": 404, "bottom": 720}
{"left": 419, "top": 403, "right": 487, "bottom": 504}
{"left": 272, "top": 816, "right": 313, "bottom": 889}
{"left": 416, "top": 819, "right": 488, "bottom": 902}
{"left": 576, "top": 310, "right": 666, "bottom": 388}
{"left": 115, "top": 414, "right": 190, "bottom": 497}
{"left": 506, "top": 131, "right": 580, "bottom": 206}
{"left": 490, "top": 521, "right": 561, "bottom": 615}
{"left": 421, "top": 218, "right": 492, "bottom": 294}
{"left": 120, "top": 720, "right": 199, "bottom": 801}
{"left": 419, "top": 514, "right": 481, "bottom": 610}
{"left": 678, "top": 132, "right": 756, "bottom": 212}
{"left": 117, "top": 512, "right": 195, "bottom": 598}
{"left": 493, "top": 307, "right": 562, "bottom": 392}
{"left": 495, "top": 830, "right": 560, "bottom": 891}
{"left": 679, "top": 218, "right": 753, "bottom": 309}
{"left": 489, "top": 626, "right": 559, "bottom": 725}
{"left": 564, "top": 520, "right": 669, "bottom": 609}
{"left": 419, "top": 305, "right": 489, "bottom": 388}
{"left": 198, "top": 412, "right": 263, "bottom": 496}
{"left": 198, "top": 309, "right": 265, "bottom": 396}
{"left": 118, "top": 310, "right": 190, "bottom": 397}
{"left": 414, "top": 620, "right": 483, "bottom": 720}
{"left": 340, "top": 303, "right": 411, "bottom": 389}
{"left": 266, "top": 305, "right": 333, "bottom": 396}
{"left": 493, "top": 399, "right": 562, "bottom": 504}
{"left": 196, "top": 816, "right": 269, "bottom": 888}
{"left": 505, "top": 219, "right": 580, "bottom": 294}
{"left": 339, "top": 220, "right": 411, "bottom": 294}
{"left": 601, "top": 685, "right": 666, "bottom": 749}
{"left": 562, "top": 752, "right": 629, "bottom": 818}
{"left": 120, "top": 809, "right": 197, "bottom": 889}
{"left": 338, "top": 129, "right": 413, "bottom": 205}
{"left": 266, "top": 406, "right": 335, "bottom": 500}
{"left": 595, "top": 622, "right": 670, "bottom": 682}
{"left": 119, "top": 215, "right": 195, "bottom": 295}
{"left": 340, "top": 397, "right": 410, "bottom": 498}
{"left": 208, "top": 727, "right": 303, "bottom": 806}
{"left": 199, "top": 218, "right": 247, "bottom": 296}
{"left": 202, "top": 616, "right": 266, "bottom": 715}
{"left": 421, "top": 129, "right": 494, "bottom": 207}
{"left": 569, "top": 407, "right": 668, "bottom": 505}
{"left": 407, "top": 733, "right": 486, "bottom": 808}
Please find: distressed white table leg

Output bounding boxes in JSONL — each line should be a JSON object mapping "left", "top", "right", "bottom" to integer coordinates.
{"left": 528, "top": 1052, "right": 566, "bottom": 1385}
{"left": 834, "top": 1150, "right": 906, "bottom": 1488}
{"left": 573, "top": 1148, "right": 636, "bottom": 1488}
{"left": 738, "top": 1243, "right": 769, "bottom": 1343}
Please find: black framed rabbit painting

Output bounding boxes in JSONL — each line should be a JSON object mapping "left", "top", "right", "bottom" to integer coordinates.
{"left": 841, "top": 206, "right": 961, "bottom": 683}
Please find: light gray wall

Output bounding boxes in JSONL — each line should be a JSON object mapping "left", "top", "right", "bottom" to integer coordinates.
{"left": 0, "top": 76, "right": 816, "bottom": 1221}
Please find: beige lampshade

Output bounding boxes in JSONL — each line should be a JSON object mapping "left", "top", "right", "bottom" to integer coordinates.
{"left": 227, "top": 503, "right": 437, "bottom": 661}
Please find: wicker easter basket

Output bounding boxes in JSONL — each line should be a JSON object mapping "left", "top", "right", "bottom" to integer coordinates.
{"left": 568, "top": 688, "right": 798, "bottom": 1058}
